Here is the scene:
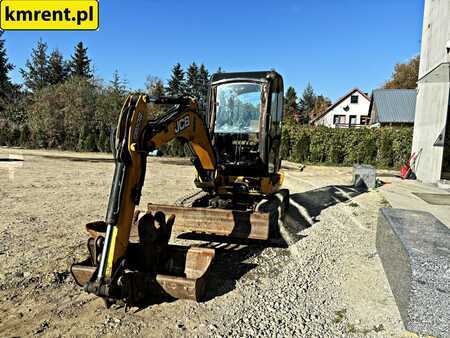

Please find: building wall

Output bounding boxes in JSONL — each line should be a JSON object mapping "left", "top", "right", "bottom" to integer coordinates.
{"left": 412, "top": 0, "right": 450, "bottom": 183}
{"left": 370, "top": 103, "right": 379, "bottom": 125}
{"left": 419, "top": 0, "right": 450, "bottom": 77}
{"left": 314, "top": 91, "right": 370, "bottom": 127}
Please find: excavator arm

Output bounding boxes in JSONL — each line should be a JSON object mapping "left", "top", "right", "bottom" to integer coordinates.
{"left": 82, "top": 94, "right": 216, "bottom": 300}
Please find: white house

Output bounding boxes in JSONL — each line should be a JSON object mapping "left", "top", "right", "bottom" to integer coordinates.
{"left": 310, "top": 88, "right": 371, "bottom": 128}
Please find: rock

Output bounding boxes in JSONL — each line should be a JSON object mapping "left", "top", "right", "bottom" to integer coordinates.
{"left": 377, "top": 208, "right": 450, "bottom": 337}
{"left": 35, "top": 320, "right": 49, "bottom": 334}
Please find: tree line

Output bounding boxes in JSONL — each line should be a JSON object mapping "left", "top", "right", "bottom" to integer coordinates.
{"left": 0, "top": 32, "right": 213, "bottom": 152}
{"left": 0, "top": 30, "right": 420, "bottom": 154}
{"left": 284, "top": 83, "right": 332, "bottom": 124}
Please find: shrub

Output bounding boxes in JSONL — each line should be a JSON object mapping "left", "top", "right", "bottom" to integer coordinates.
{"left": 281, "top": 121, "right": 413, "bottom": 168}
{"left": 24, "top": 77, "right": 125, "bottom": 152}
{"left": 160, "top": 139, "right": 190, "bottom": 157}
{"left": 97, "top": 127, "right": 110, "bottom": 153}
{"left": 0, "top": 120, "right": 10, "bottom": 146}
{"left": 19, "top": 125, "right": 31, "bottom": 146}
{"left": 0, "top": 120, "right": 22, "bottom": 147}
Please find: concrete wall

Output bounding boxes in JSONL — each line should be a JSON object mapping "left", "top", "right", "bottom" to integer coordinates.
{"left": 412, "top": 0, "right": 450, "bottom": 183}
{"left": 413, "top": 82, "right": 449, "bottom": 183}
{"left": 418, "top": 0, "right": 450, "bottom": 77}
{"left": 314, "top": 91, "right": 370, "bottom": 127}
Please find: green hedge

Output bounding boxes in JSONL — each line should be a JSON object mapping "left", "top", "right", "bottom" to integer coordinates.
{"left": 281, "top": 124, "right": 413, "bottom": 168}
{"left": 1, "top": 116, "right": 413, "bottom": 169}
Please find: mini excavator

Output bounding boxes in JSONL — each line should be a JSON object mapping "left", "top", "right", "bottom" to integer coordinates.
{"left": 71, "top": 71, "right": 289, "bottom": 306}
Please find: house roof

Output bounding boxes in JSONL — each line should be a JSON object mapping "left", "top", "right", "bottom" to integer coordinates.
{"left": 310, "top": 88, "right": 370, "bottom": 124}
{"left": 370, "top": 89, "right": 417, "bottom": 123}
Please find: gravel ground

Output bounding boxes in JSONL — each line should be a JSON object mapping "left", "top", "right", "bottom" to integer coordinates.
{"left": 0, "top": 148, "right": 406, "bottom": 337}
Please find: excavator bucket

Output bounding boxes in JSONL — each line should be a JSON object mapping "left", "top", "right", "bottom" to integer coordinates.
{"left": 71, "top": 212, "right": 215, "bottom": 303}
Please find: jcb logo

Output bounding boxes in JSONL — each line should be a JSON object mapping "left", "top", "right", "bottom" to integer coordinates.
{"left": 175, "top": 116, "right": 190, "bottom": 134}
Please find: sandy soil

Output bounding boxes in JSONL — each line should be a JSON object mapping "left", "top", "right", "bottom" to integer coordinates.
{"left": 0, "top": 148, "right": 407, "bottom": 337}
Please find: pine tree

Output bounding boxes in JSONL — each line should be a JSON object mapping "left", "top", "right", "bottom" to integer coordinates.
{"left": 186, "top": 62, "right": 199, "bottom": 99}
{"left": 166, "top": 63, "right": 185, "bottom": 97}
{"left": 0, "top": 33, "right": 24, "bottom": 123}
{"left": 110, "top": 70, "right": 127, "bottom": 96}
{"left": 20, "top": 39, "right": 50, "bottom": 92}
{"left": 284, "top": 86, "right": 299, "bottom": 120}
{"left": 70, "top": 42, "right": 92, "bottom": 78}
{"left": 298, "top": 83, "right": 316, "bottom": 124}
{"left": 0, "top": 31, "right": 15, "bottom": 101}
{"left": 109, "top": 70, "right": 128, "bottom": 120}
{"left": 198, "top": 64, "right": 210, "bottom": 103}
{"left": 47, "top": 49, "right": 69, "bottom": 85}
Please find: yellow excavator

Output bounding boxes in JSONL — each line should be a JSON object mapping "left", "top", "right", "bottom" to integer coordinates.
{"left": 71, "top": 71, "right": 289, "bottom": 306}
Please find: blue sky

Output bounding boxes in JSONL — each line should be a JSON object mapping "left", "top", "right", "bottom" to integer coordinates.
{"left": 4, "top": 0, "right": 424, "bottom": 100}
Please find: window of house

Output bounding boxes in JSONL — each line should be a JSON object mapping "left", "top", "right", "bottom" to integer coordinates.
{"left": 334, "top": 115, "right": 346, "bottom": 124}
{"left": 350, "top": 95, "right": 359, "bottom": 104}
{"left": 349, "top": 115, "right": 357, "bottom": 125}
{"left": 360, "top": 115, "right": 370, "bottom": 125}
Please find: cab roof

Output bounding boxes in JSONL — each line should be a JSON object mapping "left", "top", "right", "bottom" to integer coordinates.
{"left": 211, "top": 71, "right": 282, "bottom": 84}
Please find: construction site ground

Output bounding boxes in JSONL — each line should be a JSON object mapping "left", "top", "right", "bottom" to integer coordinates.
{"left": 0, "top": 148, "right": 409, "bottom": 337}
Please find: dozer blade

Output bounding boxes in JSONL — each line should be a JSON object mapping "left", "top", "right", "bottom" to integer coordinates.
{"left": 146, "top": 204, "right": 271, "bottom": 240}
{"left": 145, "top": 189, "right": 290, "bottom": 241}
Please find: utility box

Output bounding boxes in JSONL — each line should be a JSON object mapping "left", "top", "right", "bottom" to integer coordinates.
{"left": 352, "top": 164, "right": 376, "bottom": 189}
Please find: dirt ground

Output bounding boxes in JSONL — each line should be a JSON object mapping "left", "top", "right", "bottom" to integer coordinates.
{"left": 0, "top": 148, "right": 409, "bottom": 337}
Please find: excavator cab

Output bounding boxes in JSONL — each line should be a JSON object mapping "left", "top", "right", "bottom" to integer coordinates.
{"left": 208, "top": 71, "right": 284, "bottom": 179}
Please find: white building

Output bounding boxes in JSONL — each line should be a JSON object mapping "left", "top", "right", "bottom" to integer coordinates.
{"left": 310, "top": 88, "right": 371, "bottom": 128}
